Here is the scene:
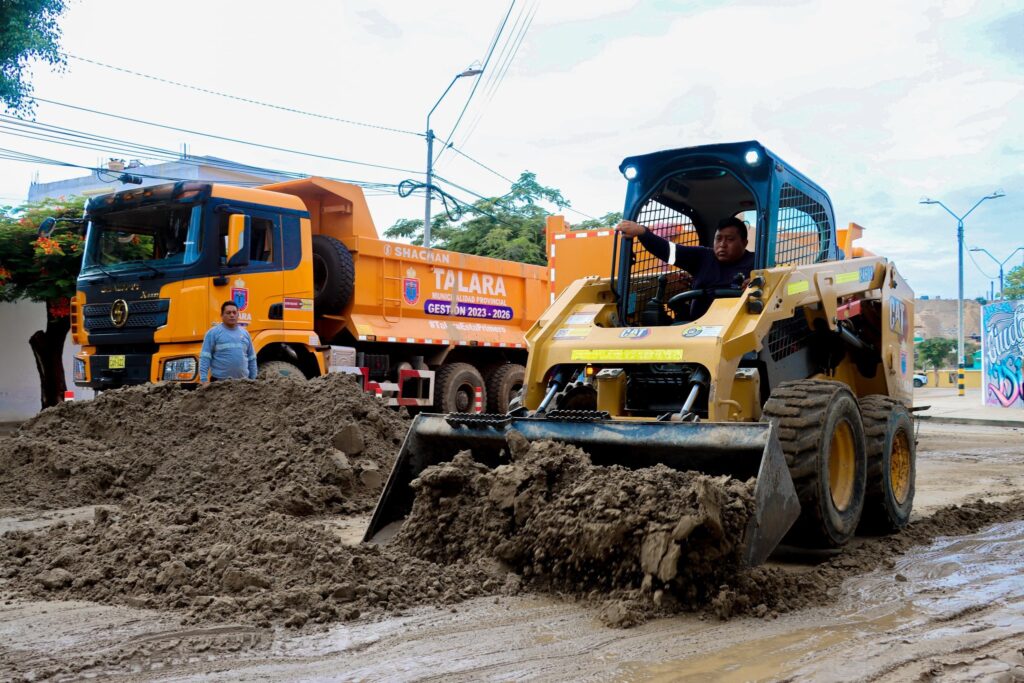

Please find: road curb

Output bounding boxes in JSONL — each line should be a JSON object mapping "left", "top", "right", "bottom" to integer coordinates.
{"left": 917, "top": 415, "right": 1024, "bottom": 429}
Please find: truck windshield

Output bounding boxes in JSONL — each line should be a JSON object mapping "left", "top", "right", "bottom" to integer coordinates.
{"left": 82, "top": 204, "right": 203, "bottom": 272}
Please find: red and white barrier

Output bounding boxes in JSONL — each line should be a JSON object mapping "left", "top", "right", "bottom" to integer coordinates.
{"left": 473, "top": 386, "right": 483, "bottom": 413}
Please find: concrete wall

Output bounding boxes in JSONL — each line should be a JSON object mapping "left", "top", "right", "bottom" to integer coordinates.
{"left": 918, "top": 369, "right": 983, "bottom": 389}
{"left": 0, "top": 301, "right": 92, "bottom": 421}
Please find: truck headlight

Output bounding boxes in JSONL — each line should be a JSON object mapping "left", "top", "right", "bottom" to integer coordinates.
{"left": 74, "top": 358, "right": 86, "bottom": 382}
{"left": 163, "top": 357, "right": 197, "bottom": 381}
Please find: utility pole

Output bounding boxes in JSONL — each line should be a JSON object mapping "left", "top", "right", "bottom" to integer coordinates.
{"left": 424, "top": 67, "right": 482, "bottom": 249}
{"left": 921, "top": 191, "right": 1005, "bottom": 396}
{"left": 970, "top": 246, "right": 1024, "bottom": 300}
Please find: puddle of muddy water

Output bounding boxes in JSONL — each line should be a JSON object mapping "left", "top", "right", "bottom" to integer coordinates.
{"left": 622, "top": 519, "right": 1024, "bottom": 682}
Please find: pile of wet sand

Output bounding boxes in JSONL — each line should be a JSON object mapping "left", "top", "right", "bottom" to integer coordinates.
{"left": 1, "top": 501, "right": 504, "bottom": 628}
{"left": 396, "top": 433, "right": 756, "bottom": 625}
{"left": 2, "top": 382, "right": 1024, "bottom": 630}
{"left": 0, "top": 374, "right": 406, "bottom": 515}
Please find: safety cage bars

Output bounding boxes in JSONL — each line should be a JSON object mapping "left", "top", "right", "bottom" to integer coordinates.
{"left": 617, "top": 196, "right": 700, "bottom": 326}
{"left": 774, "top": 183, "right": 831, "bottom": 266}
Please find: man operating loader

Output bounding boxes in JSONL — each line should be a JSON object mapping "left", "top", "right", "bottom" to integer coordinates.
{"left": 616, "top": 216, "right": 754, "bottom": 320}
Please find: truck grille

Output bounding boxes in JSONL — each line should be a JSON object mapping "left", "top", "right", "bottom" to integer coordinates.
{"left": 84, "top": 299, "right": 170, "bottom": 331}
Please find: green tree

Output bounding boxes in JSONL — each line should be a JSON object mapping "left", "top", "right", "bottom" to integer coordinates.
{"left": 0, "top": 0, "right": 69, "bottom": 115}
{"left": 574, "top": 211, "right": 622, "bottom": 230}
{"left": 0, "top": 196, "right": 86, "bottom": 408}
{"left": 1003, "top": 264, "right": 1024, "bottom": 300}
{"left": 916, "top": 337, "right": 956, "bottom": 382}
{"left": 385, "top": 172, "right": 572, "bottom": 266}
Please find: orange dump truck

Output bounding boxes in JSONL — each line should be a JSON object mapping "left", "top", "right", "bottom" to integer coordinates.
{"left": 72, "top": 177, "right": 548, "bottom": 412}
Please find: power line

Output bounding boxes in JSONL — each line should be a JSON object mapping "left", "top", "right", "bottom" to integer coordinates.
{"left": 63, "top": 53, "right": 421, "bottom": 137}
{"left": 444, "top": 145, "right": 516, "bottom": 184}
{"left": 448, "top": 1, "right": 538, "bottom": 158}
{"left": 433, "top": 0, "right": 516, "bottom": 166}
{"left": 30, "top": 98, "right": 422, "bottom": 175}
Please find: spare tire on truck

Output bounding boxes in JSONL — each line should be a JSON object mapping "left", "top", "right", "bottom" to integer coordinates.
{"left": 312, "top": 235, "right": 355, "bottom": 315}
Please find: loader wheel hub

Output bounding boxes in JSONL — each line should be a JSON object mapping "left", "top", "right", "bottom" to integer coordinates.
{"left": 890, "top": 429, "right": 912, "bottom": 504}
{"left": 829, "top": 419, "right": 857, "bottom": 512}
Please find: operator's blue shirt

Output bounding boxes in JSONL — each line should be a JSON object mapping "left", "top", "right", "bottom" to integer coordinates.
{"left": 198, "top": 324, "right": 257, "bottom": 381}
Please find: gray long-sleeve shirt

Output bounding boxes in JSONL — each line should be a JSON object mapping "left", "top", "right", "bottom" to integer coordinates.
{"left": 198, "top": 324, "right": 257, "bottom": 381}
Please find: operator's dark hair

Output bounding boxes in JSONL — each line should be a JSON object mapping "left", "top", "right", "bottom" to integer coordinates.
{"left": 716, "top": 216, "right": 748, "bottom": 241}
{"left": 221, "top": 300, "right": 239, "bottom": 313}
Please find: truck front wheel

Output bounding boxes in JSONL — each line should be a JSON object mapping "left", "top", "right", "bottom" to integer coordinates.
{"left": 258, "top": 360, "right": 305, "bottom": 381}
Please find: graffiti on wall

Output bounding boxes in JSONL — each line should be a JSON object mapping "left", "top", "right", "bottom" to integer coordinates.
{"left": 981, "top": 302, "right": 1024, "bottom": 408}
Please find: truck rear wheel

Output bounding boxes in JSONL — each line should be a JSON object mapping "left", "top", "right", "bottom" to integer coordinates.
{"left": 312, "top": 235, "right": 355, "bottom": 315}
{"left": 434, "top": 363, "right": 485, "bottom": 414}
{"left": 485, "top": 363, "right": 525, "bottom": 414}
{"left": 258, "top": 360, "right": 305, "bottom": 381}
{"left": 762, "top": 379, "right": 867, "bottom": 548}
{"left": 858, "top": 396, "right": 915, "bottom": 534}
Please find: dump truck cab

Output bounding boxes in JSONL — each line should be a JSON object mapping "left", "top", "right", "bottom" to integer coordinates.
{"left": 73, "top": 181, "right": 319, "bottom": 389}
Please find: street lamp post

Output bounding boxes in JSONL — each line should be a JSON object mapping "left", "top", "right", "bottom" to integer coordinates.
{"left": 424, "top": 67, "right": 483, "bottom": 249}
{"left": 920, "top": 191, "right": 1005, "bottom": 396}
{"left": 970, "top": 246, "right": 1024, "bottom": 300}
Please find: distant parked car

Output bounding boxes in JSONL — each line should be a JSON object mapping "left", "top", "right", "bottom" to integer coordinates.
{"left": 913, "top": 372, "right": 928, "bottom": 388}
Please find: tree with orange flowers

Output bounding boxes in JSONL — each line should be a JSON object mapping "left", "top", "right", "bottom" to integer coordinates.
{"left": 0, "top": 196, "right": 86, "bottom": 408}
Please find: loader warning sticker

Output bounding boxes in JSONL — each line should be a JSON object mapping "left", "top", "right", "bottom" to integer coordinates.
{"left": 571, "top": 349, "right": 683, "bottom": 362}
{"left": 836, "top": 271, "right": 860, "bottom": 284}
{"left": 620, "top": 328, "right": 650, "bottom": 339}
{"left": 566, "top": 313, "right": 596, "bottom": 325}
{"left": 554, "top": 327, "right": 589, "bottom": 340}
{"left": 425, "top": 299, "right": 514, "bottom": 321}
{"left": 682, "top": 325, "right": 723, "bottom": 338}
{"left": 787, "top": 280, "right": 810, "bottom": 295}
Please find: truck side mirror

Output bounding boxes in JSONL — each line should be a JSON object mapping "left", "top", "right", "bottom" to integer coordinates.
{"left": 38, "top": 217, "right": 56, "bottom": 237}
{"left": 226, "top": 214, "right": 250, "bottom": 268}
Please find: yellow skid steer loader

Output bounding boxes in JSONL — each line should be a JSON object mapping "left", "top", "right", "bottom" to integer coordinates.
{"left": 366, "top": 141, "right": 916, "bottom": 565}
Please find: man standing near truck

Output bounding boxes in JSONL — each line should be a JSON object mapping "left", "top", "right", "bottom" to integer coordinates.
{"left": 198, "top": 301, "right": 258, "bottom": 383}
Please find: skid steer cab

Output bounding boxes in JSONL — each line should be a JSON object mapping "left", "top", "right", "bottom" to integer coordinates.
{"left": 369, "top": 141, "right": 917, "bottom": 566}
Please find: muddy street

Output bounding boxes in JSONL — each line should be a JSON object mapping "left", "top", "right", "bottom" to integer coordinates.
{"left": 1, "top": 413, "right": 1022, "bottom": 682}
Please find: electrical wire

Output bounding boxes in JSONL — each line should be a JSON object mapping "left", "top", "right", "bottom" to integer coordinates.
{"left": 450, "top": 1, "right": 538, "bottom": 156}
{"left": 31, "top": 98, "right": 422, "bottom": 175}
{"left": 0, "top": 143, "right": 404, "bottom": 195}
{"left": 397, "top": 179, "right": 464, "bottom": 222}
{"left": 63, "top": 53, "right": 421, "bottom": 137}
{"left": 432, "top": 0, "right": 516, "bottom": 166}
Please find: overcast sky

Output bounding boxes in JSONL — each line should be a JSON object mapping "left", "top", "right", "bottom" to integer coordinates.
{"left": 1, "top": 0, "right": 1021, "bottom": 299}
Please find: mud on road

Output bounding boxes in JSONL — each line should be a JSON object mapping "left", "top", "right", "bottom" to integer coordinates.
{"left": 1, "top": 380, "right": 1023, "bottom": 681}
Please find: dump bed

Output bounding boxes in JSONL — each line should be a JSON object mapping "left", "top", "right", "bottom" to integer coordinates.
{"left": 262, "top": 177, "right": 549, "bottom": 350}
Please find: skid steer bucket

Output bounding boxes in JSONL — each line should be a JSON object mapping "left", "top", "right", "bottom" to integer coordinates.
{"left": 364, "top": 414, "right": 801, "bottom": 566}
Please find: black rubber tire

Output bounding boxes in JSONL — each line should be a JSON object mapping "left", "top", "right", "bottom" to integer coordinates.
{"left": 258, "top": 360, "right": 306, "bottom": 381}
{"left": 433, "top": 362, "right": 486, "bottom": 414}
{"left": 762, "top": 379, "right": 867, "bottom": 548}
{"left": 913, "top": 378, "right": 924, "bottom": 388}
{"left": 311, "top": 235, "right": 355, "bottom": 315}
{"left": 485, "top": 364, "right": 526, "bottom": 414}
{"left": 857, "top": 396, "right": 915, "bottom": 534}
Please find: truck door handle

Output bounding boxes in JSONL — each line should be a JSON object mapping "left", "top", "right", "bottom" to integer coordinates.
{"left": 269, "top": 303, "right": 283, "bottom": 320}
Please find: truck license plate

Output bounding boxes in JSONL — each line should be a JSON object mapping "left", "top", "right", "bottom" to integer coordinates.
{"left": 109, "top": 355, "right": 126, "bottom": 369}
